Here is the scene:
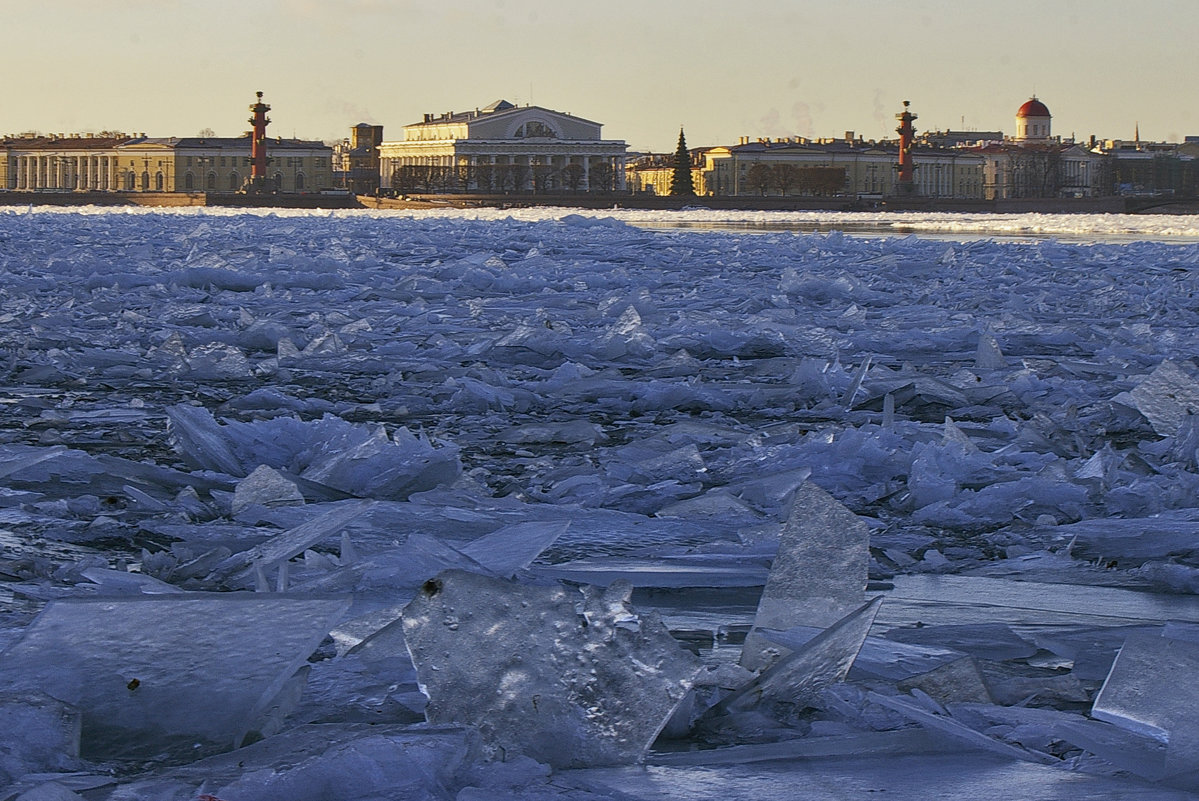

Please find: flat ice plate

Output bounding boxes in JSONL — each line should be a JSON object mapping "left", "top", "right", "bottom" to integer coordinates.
{"left": 0, "top": 593, "right": 349, "bottom": 760}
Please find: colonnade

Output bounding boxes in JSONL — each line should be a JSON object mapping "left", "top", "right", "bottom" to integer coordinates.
{"left": 10, "top": 154, "right": 122, "bottom": 191}
{"left": 381, "top": 151, "right": 627, "bottom": 192}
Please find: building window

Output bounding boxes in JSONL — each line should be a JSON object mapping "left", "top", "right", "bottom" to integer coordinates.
{"left": 229, "top": 171, "right": 240, "bottom": 190}
{"left": 184, "top": 172, "right": 194, "bottom": 190}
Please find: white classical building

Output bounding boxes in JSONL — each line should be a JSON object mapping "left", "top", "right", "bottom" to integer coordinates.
{"left": 378, "top": 100, "right": 628, "bottom": 193}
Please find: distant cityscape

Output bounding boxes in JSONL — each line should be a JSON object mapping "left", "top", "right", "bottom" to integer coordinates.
{"left": 2, "top": 92, "right": 1197, "bottom": 202}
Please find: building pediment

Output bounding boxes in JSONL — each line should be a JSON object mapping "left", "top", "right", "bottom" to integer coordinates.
{"left": 467, "top": 105, "right": 603, "bottom": 141}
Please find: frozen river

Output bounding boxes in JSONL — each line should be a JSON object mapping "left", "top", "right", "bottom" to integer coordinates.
{"left": 2, "top": 206, "right": 1199, "bottom": 799}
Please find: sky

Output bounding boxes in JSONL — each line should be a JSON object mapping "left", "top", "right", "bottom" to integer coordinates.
{"left": 4, "top": 0, "right": 1197, "bottom": 152}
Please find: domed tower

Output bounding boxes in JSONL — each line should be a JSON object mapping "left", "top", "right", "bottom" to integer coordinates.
{"left": 1015, "top": 97, "right": 1051, "bottom": 142}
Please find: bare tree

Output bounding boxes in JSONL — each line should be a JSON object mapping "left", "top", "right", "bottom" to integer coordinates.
{"left": 392, "top": 166, "right": 419, "bottom": 193}
{"left": 745, "top": 163, "right": 772, "bottom": 196}
{"left": 531, "top": 162, "right": 557, "bottom": 193}
{"left": 562, "top": 163, "right": 585, "bottom": 192}
{"left": 455, "top": 162, "right": 475, "bottom": 192}
{"left": 796, "top": 167, "right": 847, "bottom": 196}
{"left": 589, "top": 161, "right": 614, "bottom": 192}
{"left": 475, "top": 163, "right": 496, "bottom": 193}
{"left": 509, "top": 162, "right": 530, "bottom": 192}
{"left": 770, "top": 163, "right": 799, "bottom": 196}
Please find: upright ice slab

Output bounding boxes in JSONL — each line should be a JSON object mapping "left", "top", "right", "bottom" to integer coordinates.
{"left": 741, "top": 481, "right": 869, "bottom": 672}
{"left": 401, "top": 570, "right": 701, "bottom": 768}
{"left": 0, "top": 594, "right": 350, "bottom": 760}
{"left": 1092, "top": 632, "right": 1199, "bottom": 775}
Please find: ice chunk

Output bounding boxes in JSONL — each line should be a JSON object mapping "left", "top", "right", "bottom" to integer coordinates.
{"left": 109, "top": 723, "right": 480, "bottom": 801}
{"left": 11, "top": 783, "right": 86, "bottom": 801}
{"left": 648, "top": 729, "right": 946, "bottom": 766}
{"left": 0, "top": 445, "right": 68, "bottom": 482}
{"left": 232, "top": 464, "right": 306, "bottom": 514}
{"left": 740, "top": 482, "right": 869, "bottom": 672}
{"left": 974, "top": 332, "right": 1007, "bottom": 370}
{"left": 896, "top": 656, "right": 993, "bottom": 705}
{"left": 1113, "top": 360, "right": 1199, "bottom": 437}
{"left": 714, "top": 596, "right": 882, "bottom": 718}
{"left": 0, "top": 594, "right": 349, "bottom": 760}
{"left": 459, "top": 520, "right": 569, "bottom": 578}
{"left": 0, "top": 693, "right": 81, "bottom": 784}
{"left": 868, "top": 692, "right": 1056, "bottom": 764}
{"left": 213, "top": 499, "right": 374, "bottom": 586}
{"left": 1054, "top": 718, "right": 1168, "bottom": 781}
{"left": 165, "top": 404, "right": 245, "bottom": 477}
{"left": 1092, "top": 632, "right": 1199, "bottom": 775}
{"left": 884, "top": 623, "right": 1038, "bottom": 661}
{"left": 759, "top": 625, "right": 962, "bottom": 681}
{"left": 401, "top": 570, "right": 701, "bottom": 768}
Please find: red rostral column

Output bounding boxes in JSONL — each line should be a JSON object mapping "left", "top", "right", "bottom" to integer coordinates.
{"left": 895, "top": 100, "right": 917, "bottom": 195}
{"left": 248, "top": 91, "right": 271, "bottom": 187}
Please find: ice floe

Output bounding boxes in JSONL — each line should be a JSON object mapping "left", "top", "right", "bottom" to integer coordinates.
{"left": 0, "top": 207, "right": 1199, "bottom": 798}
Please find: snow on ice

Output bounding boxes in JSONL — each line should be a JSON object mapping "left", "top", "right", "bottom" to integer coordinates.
{"left": 2, "top": 206, "right": 1199, "bottom": 798}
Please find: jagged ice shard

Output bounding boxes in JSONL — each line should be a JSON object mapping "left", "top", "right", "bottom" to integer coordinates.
{"left": 401, "top": 569, "right": 702, "bottom": 768}
{"left": 715, "top": 596, "right": 883, "bottom": 718}
{"left": 740, "top": 481, "right": 869, "bottom": 672}
{"left": 0, "top": 594, "right": 350, "bottom": 761}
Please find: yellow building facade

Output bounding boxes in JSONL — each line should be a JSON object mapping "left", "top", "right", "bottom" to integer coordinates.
{"left": 3, "top": 134, "right": 333, "bottom": 193}
{"left": 702, "top": 139, "right": 984, "bottom": 199}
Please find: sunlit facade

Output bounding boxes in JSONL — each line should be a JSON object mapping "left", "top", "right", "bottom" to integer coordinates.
{"left": 378, "top": 100, "right": 628, "bottom": 193}
{"left": 2, "top": 134, "right": 333, "bottom": 193}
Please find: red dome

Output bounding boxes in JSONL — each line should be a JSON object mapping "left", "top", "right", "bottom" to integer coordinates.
{"left": 1017, "top": 98, "right": 1051, "bottom": 118}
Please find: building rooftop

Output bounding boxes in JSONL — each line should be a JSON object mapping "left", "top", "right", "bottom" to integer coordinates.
{"left": 1017, "top": 98, "right": 1051, "bottom": 118}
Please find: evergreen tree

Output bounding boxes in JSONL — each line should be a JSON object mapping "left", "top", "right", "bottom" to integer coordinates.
{"left": 669, "top": 128, "right": 696, "bottom": 197}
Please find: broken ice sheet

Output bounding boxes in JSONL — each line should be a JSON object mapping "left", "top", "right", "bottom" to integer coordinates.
{"left": 712, "top": 596, "right": 882, "bottom": 719}
{"left": 0, "top": 593, "right": 349, "bottom": 760}
{"left": 212, "top": 499, "right": 374, "bottom": 586}
{"left": 0, "top": 692, "right": 82, "bottom": 785}
{"left": 106, "top": 723, "right": 481, "bottom": 801}
{"left": 764, "top": 625, "right": 963, "bottom": 682}
{"left": 458, "top": 520, "right": 569, "bottom": 578}
{"left": 401, "top": 570, "right": 701, "bottom": 769}
{"left": 740, "top": 481, "right": 869, "bottom": 672}
{"left": 867, "top": 692, "right": 1057, "bottom": 765}
{"left": 1113, "top": 359, "right": 1199, "bottom": 437}
{"left": 1092, "top": 631, "right": 1199, "bottom": 776}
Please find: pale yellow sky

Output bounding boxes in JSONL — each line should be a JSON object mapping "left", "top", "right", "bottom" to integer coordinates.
{"left": 4, "top": 0, "right": 1196, "bottom": 151}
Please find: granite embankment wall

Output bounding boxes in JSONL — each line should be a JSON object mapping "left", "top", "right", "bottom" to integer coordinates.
{"left": 1, "top": 191, "right": 1195, "bottom": 215}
